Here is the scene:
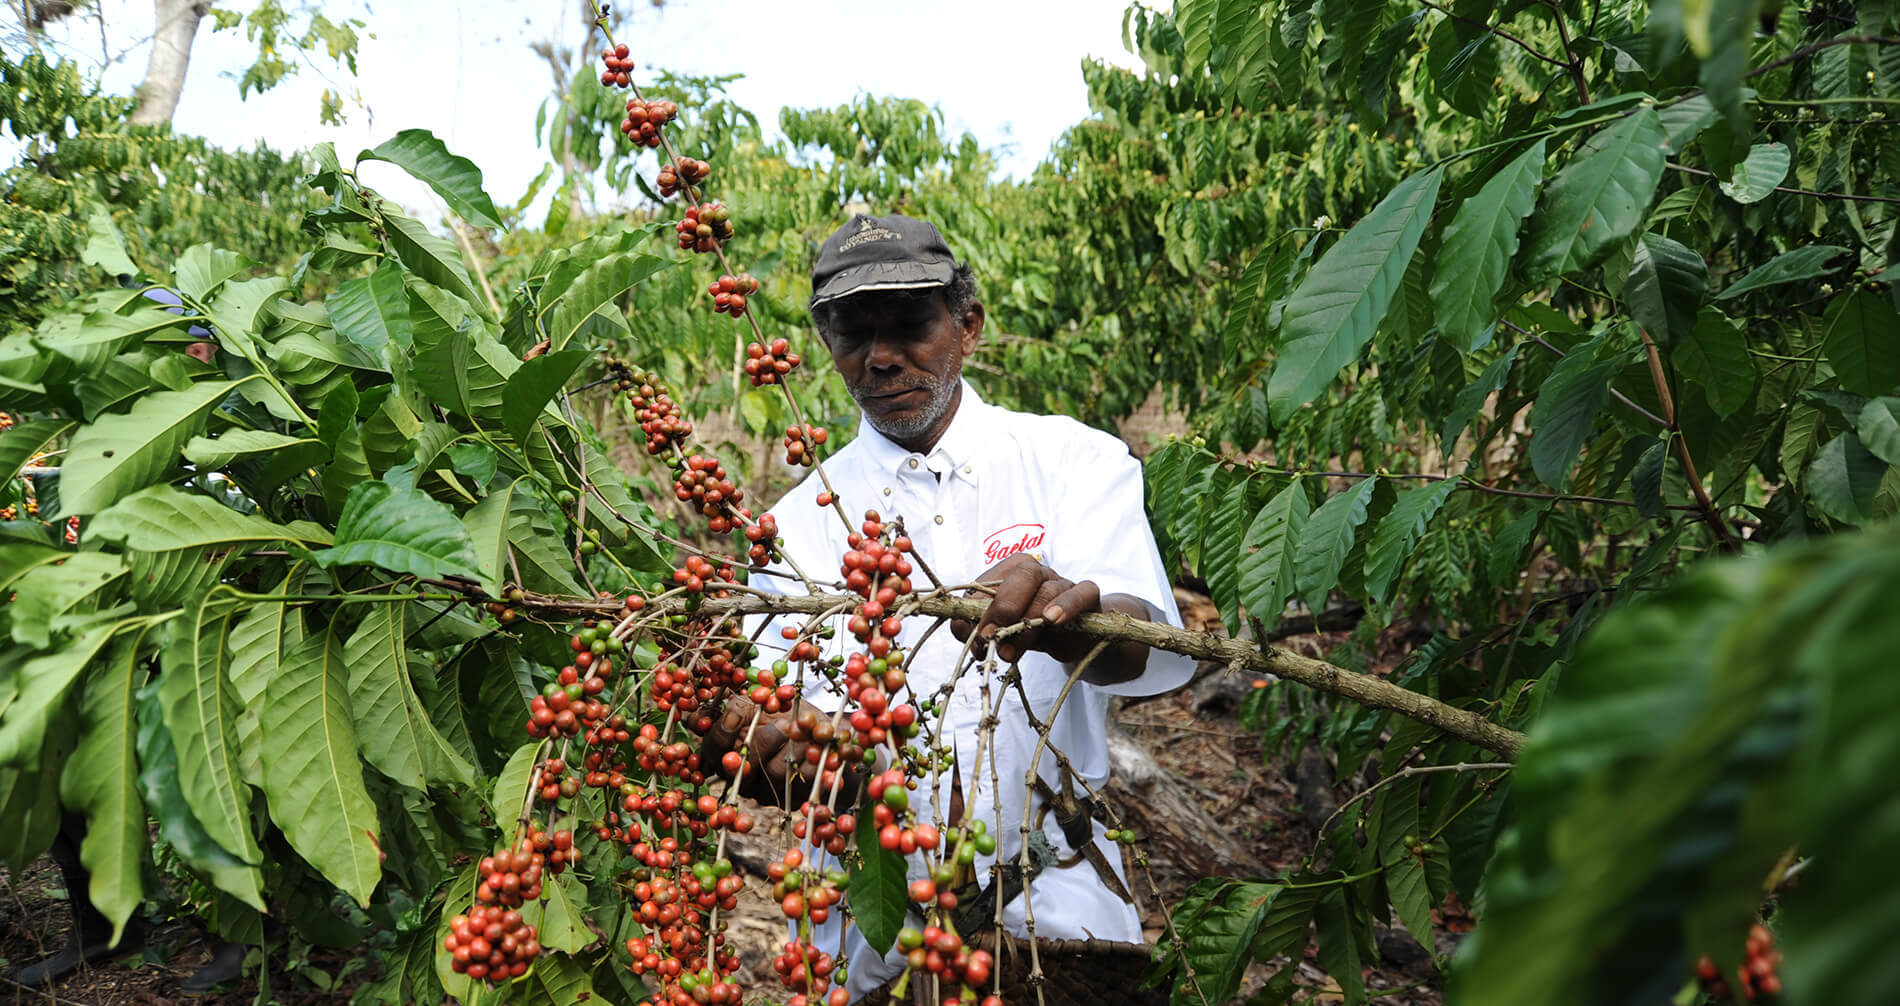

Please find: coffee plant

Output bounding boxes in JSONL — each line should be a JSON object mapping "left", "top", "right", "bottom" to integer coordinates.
{"left": 4, "top": 1, "right": 1899, "bottom": 1005}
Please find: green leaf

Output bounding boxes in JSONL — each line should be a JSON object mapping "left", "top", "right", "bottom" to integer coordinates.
{"left": 81, "top": 209, "right": 138, "bottom": 276}
{"left": 173, "top": 245, "right": 249, "bottom": 301}
{"left": 849, "top": 797, "right": 908, "bottom": 955}
{"left": 1625, "top": 232, "right": 1707, "bottom": 346}
{"left": 413, "top": 329, "right": 474, "bottom": 417}
{"left": 503, "top": 349, "right": 589, "bottom": 445}
{"left": 88, "top": 485, "right": 331, "bottom": 550}
{"left": 1374, "top": 775, "right": 1433, "bottom": 948}
{"left": 1171, "top": 879, "right": 1317, "bottom": 1003}
{"left": 0, "top": 623, "right": 118, "bottom": 769}
{"left": 343, "top": 603, "right": 477, "bottom": 791}
{"left": 1523, "top": 107, "right": 1667, "bottom": 280}
{"left": 1659, "top": 94, "right": 1717, "bottom": 154}
{"left": 326, "top": 261, "right": 413, "bottom": 353}
{"left": 383, "top": 213, "right": 482, "bottom": 309}
{"left": 131, "top": 674, "right": 262, "bottom": 905}
{"left": 312, "top": 480, "right": 485, "bottom": 582}
{"left": 1441, "top": 346, "right": 1518, "bottom": 448}
{"left": 505, "top": 486, "right": 584, "bottom": 595}
{"left": 1, "top": 418, "right": 74, "bottom": 482}
{"left": 8, "top": 551, "right": 126, "bottom": 647}
{"left": 545, "top": 253, "right": 669, "bottom": 351}
{"left": 1717, "top": 142, "right": 1790, "bottom": 203}
{"left": 1821, "top": 290, "right": 1900, "bottom": 398}
{"left": 227, "top": 593, "right": 303, "bottom": 789}
{"left": 183, "top": 429, "right": 322, "bottom": 468}
{"left": 1295, "top": 478, "right": 1378, "bottom": 613}
{"left": 1270, "top": 168, "right": 1444, "bottom": 422}
{"left": 359, "top": 129, "right": 504, "bottom": 230}
{"left": 260, "top": 627, "right": 382, "bottom": 907}
{"left": 1780, "top": 543, "right": 1900, "bottom": 1006}
{"left": 491, "top": 742, "right": 542, "bottom": 825}
{"left": 1363, "top": 479, "right": 1458, "bottom": 605}
{"left": 1805, "top": 433, "right": 1885, "bottom": 524}
{"left": 1201, "top": 476, "right": 1253, "bottom": 635}
{"left": 59, "top": 378, "right": 256, "bottom": 515}
{"left": 1714, "top": 246, "right": 1849, "bottom": 300}
{"left": 1432, "top": 140, "right": 1546, "bottom": 353}
{"left": 1238, "top": 480, "right": 1311, "bottom": 627}
{"left": 1425, "top": 15, "right": 1498, "bottom": 118}
{"left": 1675, "top": 309, "right": 1756, "bottom": 418}
{"left": 1315, "top": 887, "right": 1367, "bottom": 1006}
{"left": 158, "top": 595, "right": 264, "bottom": 867}
{"left": 1857, "top": 398, "right": 1900, "bottom": 466}
{"left": 1529, "top": 347, "right": 1622, "bottom": 491}
{"left": 521, "top": 869, "right": 592, "bottom": 955}
{"left": 55, "top": 632, "right": 147, "bottom": 945}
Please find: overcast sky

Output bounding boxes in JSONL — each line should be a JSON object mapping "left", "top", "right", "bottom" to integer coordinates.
{"left": 11, "top": 0, "right": 1151, "bottom": 219}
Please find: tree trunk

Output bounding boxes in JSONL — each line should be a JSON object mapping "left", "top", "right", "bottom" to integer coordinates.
{"left": 129, "top": 0, "right": 206, "bottom": 126}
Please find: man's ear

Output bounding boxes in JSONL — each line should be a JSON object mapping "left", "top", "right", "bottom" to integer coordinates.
{"left": 958, "top": 300, "right": 985, "bottom": 357}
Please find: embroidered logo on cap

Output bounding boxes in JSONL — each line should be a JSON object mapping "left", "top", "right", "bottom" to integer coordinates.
{"left": 839, "top": 217, "right": 902, "bottom": 252}
{"left": 982, "top": 523, "right": 1046, "bottom": 565}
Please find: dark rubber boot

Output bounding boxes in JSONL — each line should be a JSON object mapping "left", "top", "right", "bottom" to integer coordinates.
{"left": 179, "top": 940, "right": 248, "bottom": 994}
{"left": 12, "top": 815, "right": 148, "bottom": 986}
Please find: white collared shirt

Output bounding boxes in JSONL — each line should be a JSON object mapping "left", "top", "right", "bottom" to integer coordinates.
{"left": 749, "top": 380, "right": 1192, "bottom": 1000}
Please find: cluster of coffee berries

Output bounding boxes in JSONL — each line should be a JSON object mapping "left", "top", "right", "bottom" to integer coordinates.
{"left": 745, "top": 512, "right": 781, "bottom": 567}
{"left": 477, "top": 838, "right": 548, "bottom": 908}
{"left": 789, "top": 798, "right": 855, "bottom": 855}
{"left": 444, "top": 905, "right": 540, "bottom": 985}
{"left": 670, "top": 553, "right": 736, "bottom": 594}
{"left": 599, "top": 42, "right": 634, "bottom": 87}
{"left": 609, "top": 362, "right": 693, "bottom": 456}
{"left": 673, "top": 454, "right": 745, "bottom": 524}
{"left": 896, "top": 925, "right": 998, "bottom": 1002}
{"left": 676, "top": 202, "right": 734, "bottom": 253}
{"left": 620, "top": 97, "right": 678, "bottom": 148}
{"left": 483, "top": 588, "right": 525, "bottom": 624}
{"left": 708, "top": 273, "right": 759, "bottom": 317}
{"left": 1697, "top": 925, "right": 1783, "bottom": 1001}
{"left": 658, "top": 156, "right": 710, "bottom": 197}
{"left": 782, "top": 423, "right": 827, "bottom": 467}
{"left": 744, "top": 337, "right": 801, "bottom": 386}
{"left": 622, "top": 869, "right": 744, "bottom": 994}
{"left": 772, "top": 937, "right": 847, "bottom": 1006}
{"left": 629, "top": 723, "right": 706, "bottom": 783}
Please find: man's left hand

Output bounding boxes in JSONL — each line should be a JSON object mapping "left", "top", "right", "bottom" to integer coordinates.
{"left": 949, "top": 554, "right": 1104, "bottom": 663}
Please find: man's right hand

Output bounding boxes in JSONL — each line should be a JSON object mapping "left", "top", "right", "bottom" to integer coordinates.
{"left": 698, "top": 695, "right": 821, "bottom": 805}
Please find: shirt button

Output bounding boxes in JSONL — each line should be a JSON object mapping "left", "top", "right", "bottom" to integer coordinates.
{"left": 934, "top": 515, "right": 944, "bottom": 525}
{"left": 962, "top": 466, "right": 972, "bottom": 474}
{"left": 908, "top": 459, "right": 919, "bottom": 470}
{"left": 883, "top": 487, "right": 892, "bottom": 496}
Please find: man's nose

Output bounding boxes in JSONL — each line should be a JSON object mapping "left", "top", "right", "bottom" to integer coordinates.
{"left": 864, "top": 331, "right": 904, "bottom": 372}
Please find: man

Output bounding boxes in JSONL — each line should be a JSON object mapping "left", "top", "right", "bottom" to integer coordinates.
{"left": 703, "top": 214, "right": 1190, "bottom": 1001}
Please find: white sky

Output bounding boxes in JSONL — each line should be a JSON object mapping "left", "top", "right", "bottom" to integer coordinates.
{"left": 11, "top": 0, "right": 1150, "bottom": 220}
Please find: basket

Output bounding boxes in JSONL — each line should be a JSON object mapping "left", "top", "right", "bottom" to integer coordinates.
{"left": 863, "top": 932, "right": 1167, "bottom": 1006}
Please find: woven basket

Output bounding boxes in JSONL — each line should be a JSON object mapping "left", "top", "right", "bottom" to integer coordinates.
{"left": 864, "top": 932, "right": 1166, "bottom": 1006}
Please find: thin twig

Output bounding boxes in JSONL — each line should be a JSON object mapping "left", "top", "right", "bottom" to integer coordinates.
{"left": 1666, "top": 161, "right": 1900, "bottom": 206}
{"left": 1414, "top": 0, "right": 1570, "bottom": 70}
{"left": 1309, "top": 761, "right": 1512, "bottom": 862}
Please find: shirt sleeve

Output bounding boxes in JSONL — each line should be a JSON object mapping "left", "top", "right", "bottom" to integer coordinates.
{"left": 1050, "top": 435, "right": 1194, "bottom": 698}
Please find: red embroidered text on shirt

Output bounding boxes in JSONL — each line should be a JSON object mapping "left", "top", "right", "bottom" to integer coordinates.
{"left": 981, "top": 523, "right": 1046, "bottom": 564}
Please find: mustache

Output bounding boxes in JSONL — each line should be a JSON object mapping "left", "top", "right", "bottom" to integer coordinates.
{"left": 855, "top": 379, "right": 934, "bottom": 398}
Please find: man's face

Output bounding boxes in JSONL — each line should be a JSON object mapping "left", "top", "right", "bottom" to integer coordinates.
{"left": 820, "top": 290, "right": 982, "bottom": 452}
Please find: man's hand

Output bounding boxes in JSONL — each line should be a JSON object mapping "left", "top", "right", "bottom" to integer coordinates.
{"left": 950, "top": 554, "right": 1105, "bottom": 664}
{"left": 699, "top": 696, "right": 867, "bottom": 805}
{"left": 698, "top": 695, "right": 811, "bottom": 804}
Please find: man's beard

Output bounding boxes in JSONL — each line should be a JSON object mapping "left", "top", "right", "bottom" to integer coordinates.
{"left": 850, "top": 367, "right": 960, "bottom": 443}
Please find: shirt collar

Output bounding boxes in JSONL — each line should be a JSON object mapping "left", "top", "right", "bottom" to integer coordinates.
{"left": 853, "top": 379, "right": 989, "bottom": 482}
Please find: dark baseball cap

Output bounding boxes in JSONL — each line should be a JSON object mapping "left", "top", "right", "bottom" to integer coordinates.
{"left": 808, "top": 213, "right": 958, "bottom": 308}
